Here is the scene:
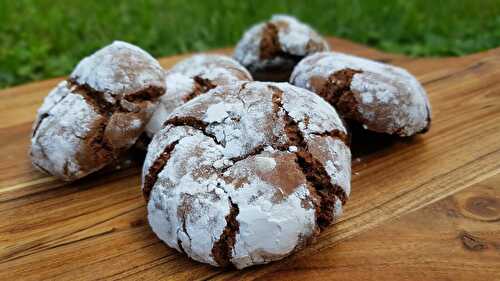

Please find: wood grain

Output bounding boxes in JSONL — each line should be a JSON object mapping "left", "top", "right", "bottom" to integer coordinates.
{"left": 0, "top": 38, "right": 499, "bottom": 280}
{"left": 240, "top": 174, "right": 500, "bottom": 281}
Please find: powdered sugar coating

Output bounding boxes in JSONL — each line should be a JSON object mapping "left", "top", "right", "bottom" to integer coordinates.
{"left": 169, "top": 82, "right": 347, "bottom": 158}
{"left": 170, "top": 54, "right": 252, "bottom": 85}
{"left": 146, "top": 128, "right": 229, "bottom": 265}
{"left": 144, "top": 81, "right": 350, "bottom": 269}
{"left": 31, "top": 41, "right": 165, "bottom": 180}
{"left": 145, "top": 72, "right": 196, "bottom": 136}
{"left": 31, "top": 82, "right": 104, "bottom": 179}
{"left": 307, "top": 136, "right": 351, "bottom": 196}
{"left": 281, "top": 84, "right": 346, "bottom": 136}
{"left": 273, "top": 15, "right": 328, "bottom": 55}
{"left": 234, "top": 23, "right": 264, "bottom": 70}
{"left": 71, "top": 41, "right": 164, "bottom": 97}
{"left": 145, "top": 55, "right": 253, "bottom": 137}
{"left": 290, "top": 52, "right": 431, "bottom": 136}
{"left": 234, "top": 14, "right": 329, "bottom": 77}
{"left": 228, "top": 176, "right": 316, "bottom": 268}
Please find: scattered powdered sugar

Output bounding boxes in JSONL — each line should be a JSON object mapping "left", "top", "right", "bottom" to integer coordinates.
{"left": 332, "top": 197, "right": 343, "bottom": 219}
{"left": 290, "top": 51, "right": 431, "bottom": 136}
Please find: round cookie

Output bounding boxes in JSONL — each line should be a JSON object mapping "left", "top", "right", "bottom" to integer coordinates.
{"left": 234, "top": 14, "right": 329, "bottom": 82}
{"left": 290, "top": 52, "right": 431, "bottom": 136}
{"left": 145, "top": 54, "right": 253, "bottom": 137}
{"left": 30, "top": 41, "right": 165, "bottom": 181}
{"left": 142, "top": 81, "right": 351, "bottom": 269}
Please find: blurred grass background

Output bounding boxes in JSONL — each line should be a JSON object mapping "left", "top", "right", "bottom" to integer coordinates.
{"left": 0, "top": 0, "right": 499, "bottom": 88}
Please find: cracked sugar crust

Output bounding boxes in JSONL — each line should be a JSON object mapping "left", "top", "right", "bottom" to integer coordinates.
{"left": 30, "top": 41, "right": 165, "bottom": 181}
{"left": 145, "top": 55, "right": 253, "bottom": 137}
{"left": 170, "top": 54, "right": 253, "bottom": 85}
{"left": 143, "top": 81, "right": 351, "bottom": 269}
{"left": 234, "top": 14, "right": 329, "bottom": 81}
{"left": 290, "top": 52, "right": 432, "bottom": 136}
{"left": 72, "top": 41, "right": 165, "bottom": 97}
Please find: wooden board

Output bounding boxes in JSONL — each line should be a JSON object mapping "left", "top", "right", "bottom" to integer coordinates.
{"left": 0, "top": 37, "right": 499, "bottom": 281}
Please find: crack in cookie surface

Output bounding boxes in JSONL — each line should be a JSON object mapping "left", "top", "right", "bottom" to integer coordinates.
{"left": 211, "top": 196, "right": 240, "bottom": 267}
{"left": 260, "top": 22, "right": 281, "bottom": 60}
{"left": 177, "top": 193, "right": 193, "bottom": 252}
{"left": 64, "top": 80, "right": 129, "bottom": 160}
{"left": 294, "top": 52, "right": 432, "bottom": 136}
{"left": 124, "top": 85, "right": 164, "bottom": 103}
{"left": 317, "top": 69, "right": 362, "bottom": 110}
{"left": 67, "top": 79, "right": 118, "bottom": 116}
{"left": 311, "top": 130, "right": 350, "bottom": 147}
{"left": 31, "top": 42, "right": 165, "bottom": 181}
{"left": 182, "top": 76, "right": 217, "bottom": 102}
{"left": 255, "top": 22, "right": 306, "bottom": 82}
{"left": 165, "top": 116, "right": 222, "bottom": 146}
{"left": 310, "top": 68, "right": 375, "bottom": 135}
{"left": 259, "top": 22, "right": 306, "bottom": 64}
{"left": 269, "top": 85, "right": 348, "bottom": 229}
{"left": 32, "top": 113, "right": 49, "bottom": 137}
{"left": 68, "top": 78, "right": 161, "bottom": 115}
{"left": 146, "top": 82, "right": 350, "bottom": 268}
{"left": 143, "top": 140, "right": 180, "bottom": 200}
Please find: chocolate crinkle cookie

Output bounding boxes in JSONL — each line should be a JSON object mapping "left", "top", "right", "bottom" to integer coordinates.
{"left": 145, "top": 54, "right": 253, "bottom": 137}
{"left": 30, "top": 41, "right": 165, "bottom": 181}
{"left": 234, "top": 14, "right": 329, "bottom": 82}
{"left": 290, "top": 52, "right": 431, "bottom": 136}
{"left": 142, "top": 81, "right": 351, "bottom": 268}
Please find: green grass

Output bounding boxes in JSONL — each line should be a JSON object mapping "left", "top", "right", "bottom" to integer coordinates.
{"left": 0, "top": 0, "right": 499, "bottom": 88}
